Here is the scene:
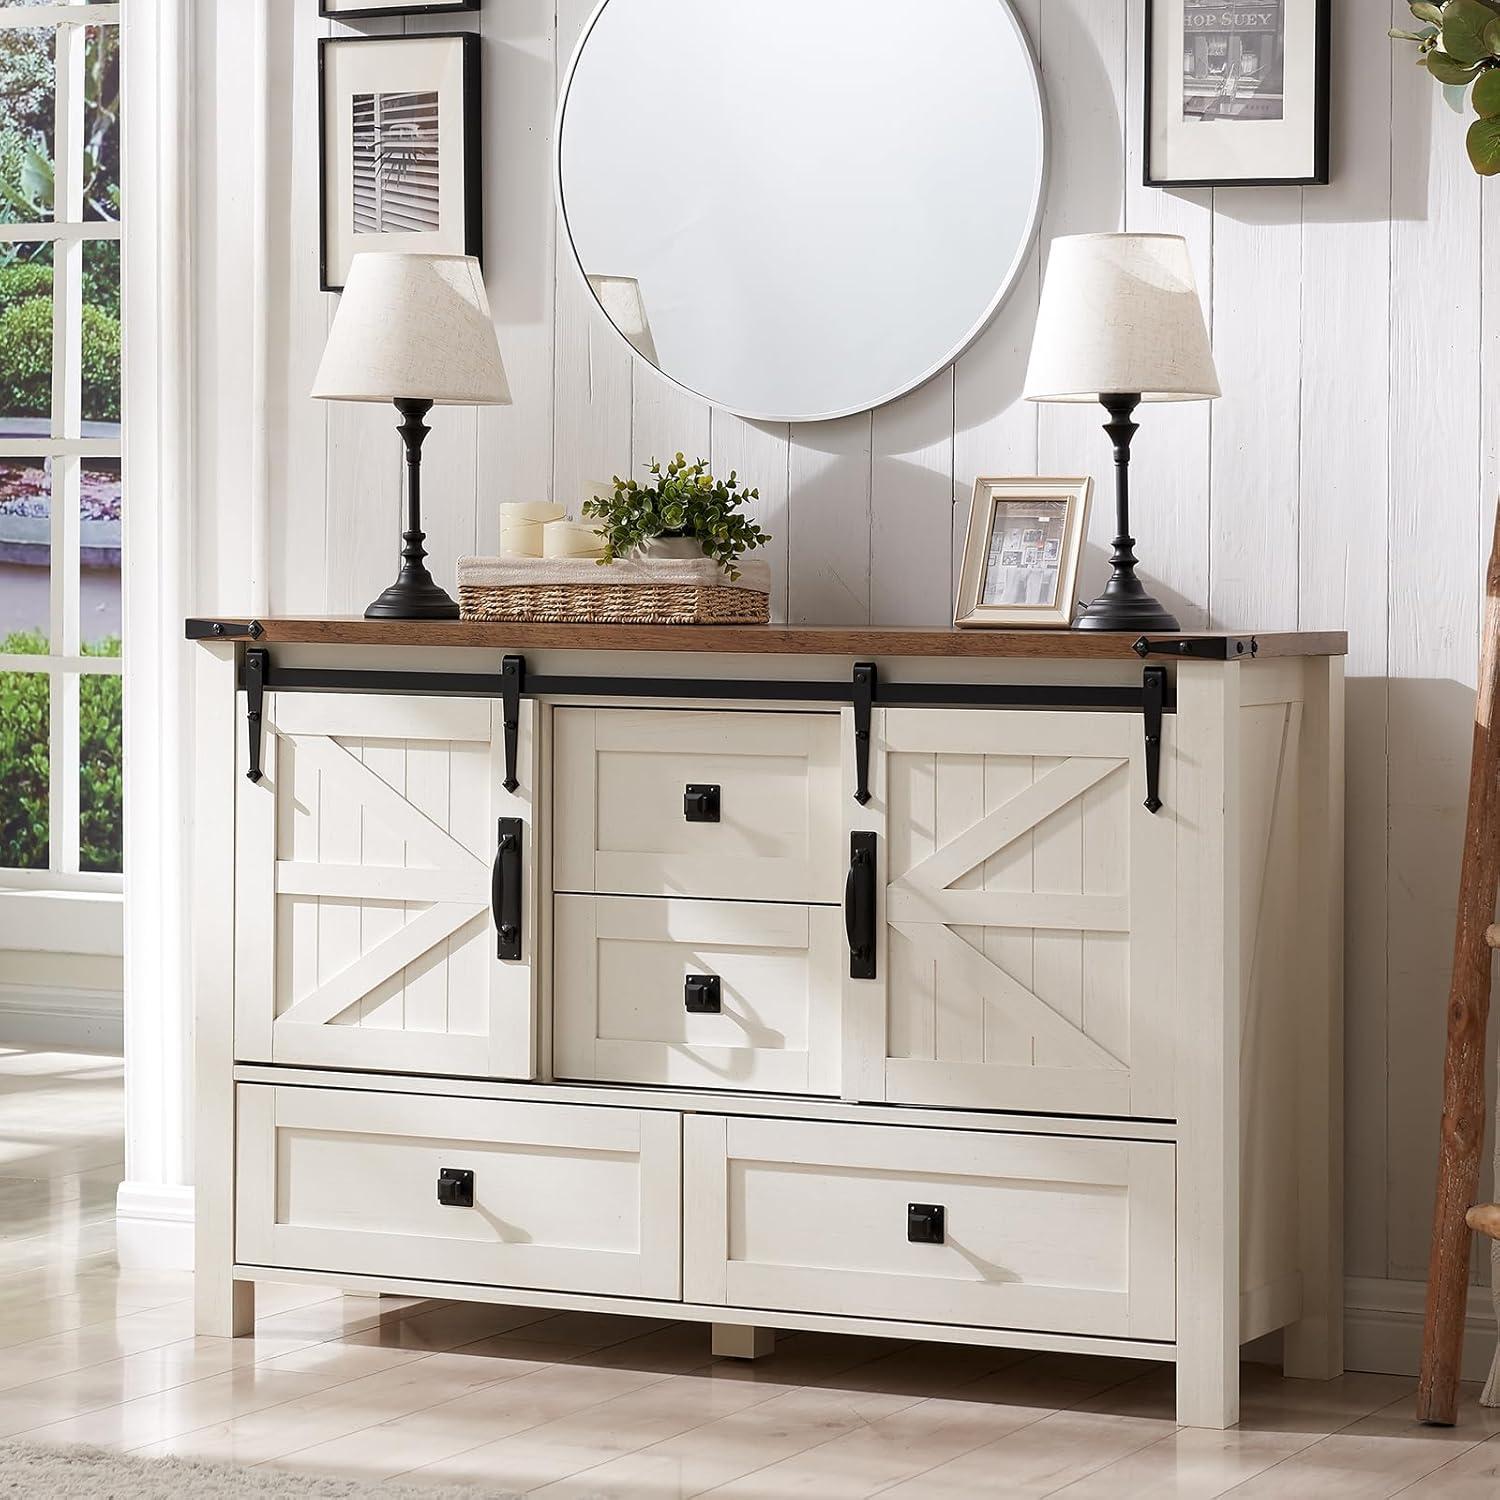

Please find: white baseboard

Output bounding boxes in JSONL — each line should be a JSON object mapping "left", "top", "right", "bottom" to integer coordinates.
{"left": 1344, "top": 1275, "right": 1495, "bottom": 1383}
{"left": 0, "top": 983, "right": 123, "bottom": 1051}
{"left": 115, "top": 1181, "right": 194, "bottom": 1271}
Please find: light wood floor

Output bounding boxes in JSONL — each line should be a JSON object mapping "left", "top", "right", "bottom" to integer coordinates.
{"left": 2, "top": 1046, "right": 1499, "bottom": 1497}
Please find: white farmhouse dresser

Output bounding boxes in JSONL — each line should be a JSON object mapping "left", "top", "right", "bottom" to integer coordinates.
{"left": 189, "top": 617, "right": 1347, "bottom": 1429}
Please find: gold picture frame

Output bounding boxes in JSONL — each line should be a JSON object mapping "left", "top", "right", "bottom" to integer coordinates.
{"left": 955, "top": 476, "right": 1092, "bottom": 629}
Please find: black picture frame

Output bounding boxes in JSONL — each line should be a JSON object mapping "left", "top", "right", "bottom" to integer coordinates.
{"left": 318, "top": 32, "right": 482, "bottom": 293}
{"left": 318, "top": 0, "right": 479, "bottom": 18}
{"left": 1143, "top": 0, "right": 1331, "bottom": 188}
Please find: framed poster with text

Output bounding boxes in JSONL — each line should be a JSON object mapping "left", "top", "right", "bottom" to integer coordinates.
{"left": 1145, "top": 0, "right": 1330, "bottom": 186}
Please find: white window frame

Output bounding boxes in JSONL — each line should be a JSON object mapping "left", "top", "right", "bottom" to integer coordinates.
{"left": 0, "top": 2, "right": 123, "bottom": 894}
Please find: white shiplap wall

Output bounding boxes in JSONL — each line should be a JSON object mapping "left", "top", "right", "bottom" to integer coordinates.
{"left": 194, "top": 0, "right": 1483, "bottom": 1293}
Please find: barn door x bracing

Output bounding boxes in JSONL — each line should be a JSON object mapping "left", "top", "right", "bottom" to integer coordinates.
{"left": 849, "top": 708, "right": 1175, "bottom": 1118}
{"left": 233, "top": 691, "right": 538, "bottom": 1080}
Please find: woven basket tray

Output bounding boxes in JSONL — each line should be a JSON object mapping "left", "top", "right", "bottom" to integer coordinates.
{"left": 458, "top": 580, "right": 769, "bottom": 625}
{"left": 455, "top": 553, "right": 772, "bottom": 626}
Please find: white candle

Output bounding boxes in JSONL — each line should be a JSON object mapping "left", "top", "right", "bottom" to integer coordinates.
{"left": 498, "top": 519, "right": 546, "bottom": 557}
{"left": 498, "top": 501, "right": 566, "bottom": 526}
{"left": 543, "top": 521, "right": 608, "bottom": 559}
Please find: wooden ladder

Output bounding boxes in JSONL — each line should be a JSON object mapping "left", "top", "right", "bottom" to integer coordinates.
{"left": 1417, "top": 503, "right": 1500, "bottom": 1425}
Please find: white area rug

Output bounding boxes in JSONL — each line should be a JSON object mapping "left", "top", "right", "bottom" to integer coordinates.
{"left": 0, "top": 1442, "right": 518, "bottom": 1497}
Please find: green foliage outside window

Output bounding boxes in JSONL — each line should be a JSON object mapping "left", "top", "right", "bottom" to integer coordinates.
{"left": 0, "top": 652, "right": 48, "bottom": 871}
{"left": 0, "top": 22, "right": 120, "bottom": 421}
{"left": 0, "top": 32, "right": 53, "bottom": 221}
{"left": 0, "top": 24, "right": 123, "bottom": 877}
{"left": 0, "top": 631, "right": 122, "bottom": 873}
{"left": 78, "top": 667, "right": 121, "bottom": 873}
{"left": 0, "top": 22, "right": 117, "bottom": 221}
{"left": 0, "top": 259, "right": 50, "bottom": 303}
{"left": 0, "top": 256, "right": 120, "bottom": 422}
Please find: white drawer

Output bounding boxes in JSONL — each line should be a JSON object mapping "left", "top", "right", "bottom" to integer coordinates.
{"left": 552, "top": 707, "right": 842, "bottom": 902}
{"left": 683, "top": 1116, "right": 1175, "bottom": 1340}
{"left": 553, "top": 895, "right": 843, "bottom": 1096}
{"left": 235, "top": 1085, "right": 681, "bottom": 1299}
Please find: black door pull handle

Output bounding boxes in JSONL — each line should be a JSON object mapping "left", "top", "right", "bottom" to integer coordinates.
{"left": 845, "top": 832, "right": 877, "bottom": 979}
{"left": 438, "top": 1168, "right": 474, "bottom": 1207}
{"left": 493, "top": 817, "right": 522, "bottom": 960}
{"left": 245, "top": 649, "right": 268, "bottom": 783}
{"left": 908, "top": 1203, "right": 945, "bottom": 1243}
{"left": 685, "top": 974, "right": 721, "bottom": 1013}
{"left": 684, "top": 784, "right": 721, "bottom": 822}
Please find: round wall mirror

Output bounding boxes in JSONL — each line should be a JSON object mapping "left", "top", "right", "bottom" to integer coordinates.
{"left": 556, "top": 0, "right": 1047, "bottom": 424}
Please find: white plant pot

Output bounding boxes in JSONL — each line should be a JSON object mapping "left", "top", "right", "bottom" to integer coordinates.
{"left": 636, "top": 535, "right": 707, "bottom": 562}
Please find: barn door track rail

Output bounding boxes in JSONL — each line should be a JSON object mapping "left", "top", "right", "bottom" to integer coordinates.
{"left": 235, "top": 649, "right": 1177, "bottom": 812}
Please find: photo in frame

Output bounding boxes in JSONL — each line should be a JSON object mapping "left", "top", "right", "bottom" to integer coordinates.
{"left": 320, "top": 1, "right": 479, "bottom": 17}
{"left": 319, "top": 33, "right": 481, "bottom": 292}
{"left": 1144, "top": 0, "right": 1331, "bottom": 187}
{"left": 955, "top": 477, "right": 1092, "bottom": 629}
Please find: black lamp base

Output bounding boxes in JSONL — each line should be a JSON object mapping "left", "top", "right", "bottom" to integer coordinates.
{"left": 1070, "top": 392, "right": 1180, "bottom": 634}
{"left": 363, "top": 398, "right": 461, "bottom": 621}
{"left": 1073, "top": 573, "right": 1180, "bottom": 633}
{"left": 364, "top": 566, "right": 460, "bottom": 621}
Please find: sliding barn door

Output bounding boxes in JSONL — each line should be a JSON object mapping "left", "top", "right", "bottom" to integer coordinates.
{"left": 848, "top": 708, "right": 1175, "bottom": 1118}
{"left": 233, "top": 691, "right": 538, "bottom": 1080}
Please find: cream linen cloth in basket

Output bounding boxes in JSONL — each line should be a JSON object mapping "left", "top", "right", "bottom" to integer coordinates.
{"left": 456, "top": 553, "right": 772, "bottom": 594}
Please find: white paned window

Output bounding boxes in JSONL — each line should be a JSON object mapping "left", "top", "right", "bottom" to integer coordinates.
{"left": 0, "top": 1, "right": 122, "bottom": 890}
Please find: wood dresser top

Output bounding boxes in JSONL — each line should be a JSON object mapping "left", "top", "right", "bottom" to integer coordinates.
{"left": 186, "top": 617, "right": 1348, "bottom": 661}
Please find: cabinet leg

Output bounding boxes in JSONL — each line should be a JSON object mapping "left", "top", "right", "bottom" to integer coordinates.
{"left": 1284, "top": 666, "right": 1344, "bottom": 1384}
{"left": 197, "top": 1276, "right": 255, "bottom": 1339}
{"left": 712, "top": 1324, "right": 776, "bottom": 1360}
{"left": 1284, "top": 1314, "right": 1344, "bottom": 1380}
{"left": 1284, "top": 1311, "right": 1342, "bottom": 1382}
{"left": 1175, "top": 1348, "right": 1239, "bottom": 1430}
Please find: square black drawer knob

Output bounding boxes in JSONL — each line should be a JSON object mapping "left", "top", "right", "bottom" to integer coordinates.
{"left": 908, "top": 1203, "right": 945, "bottom": 1244}
{"left": 684, "top": 974, "right": 722, "bottom": 1013}
{"left": 684, "top": 784, "right": 721, "bottom": 822}
{"left": 437, "top": 1167, "right": 474, "bottom": 1208}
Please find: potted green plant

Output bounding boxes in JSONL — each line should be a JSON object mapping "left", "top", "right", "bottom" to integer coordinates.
{"left": 1392, "top": 0, "right": 1500, "bottom": 173}
{"left": 582, "top": 455, "right": 771, "bottom": 581}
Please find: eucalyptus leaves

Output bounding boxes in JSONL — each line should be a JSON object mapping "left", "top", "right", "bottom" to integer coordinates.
{"left": 582, "top": 456, "right": 771, "bottom": 581}
{"left": 1392, "top": 0, "right": 1500, "bottom": 172}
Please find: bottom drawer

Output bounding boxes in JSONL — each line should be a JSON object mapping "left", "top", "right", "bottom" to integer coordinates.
{"left": 236, "top": 1085, "right": 681, "bottom": 1299}
{"left": 683, "top": 1116, "right": 1175, "bottom": 1340}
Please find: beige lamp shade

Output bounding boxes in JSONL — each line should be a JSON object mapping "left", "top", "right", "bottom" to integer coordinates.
{"left": 311, "top": 252, "right": 511, "bottom": 406}
{"left": 1023, "top": 233, "right": 1219, "bottom": 404}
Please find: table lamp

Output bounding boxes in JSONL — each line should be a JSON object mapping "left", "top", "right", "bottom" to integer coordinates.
{"left": 312, "top": 252, "right": 510, "bottom": 620}
{"left": 1023, "top": 233, "right": 1219, "bottom": 632}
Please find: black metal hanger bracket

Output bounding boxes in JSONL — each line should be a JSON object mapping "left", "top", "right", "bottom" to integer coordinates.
{"left": 1134, "top": 634, "right": 1256, "bottom": 661}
